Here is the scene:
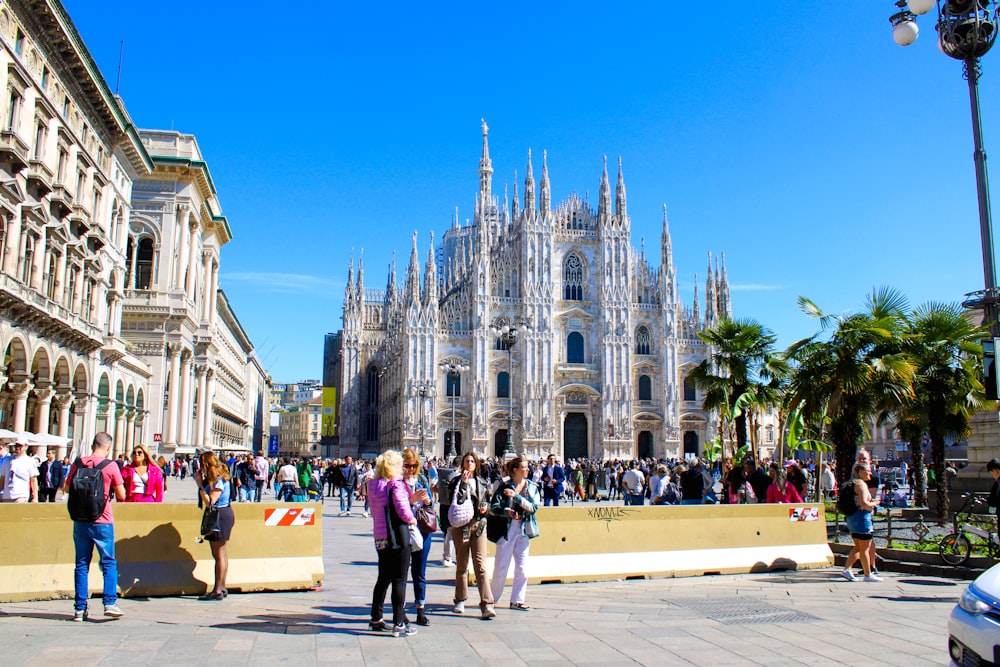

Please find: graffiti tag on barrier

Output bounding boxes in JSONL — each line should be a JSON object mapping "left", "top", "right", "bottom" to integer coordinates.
{"left": 587, "top": 506, "right": 635, "bottom": 531}
{"left": 789, "top": 506, "right": 819, "bottom": 522}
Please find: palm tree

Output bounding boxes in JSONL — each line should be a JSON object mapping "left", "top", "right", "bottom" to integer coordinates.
{"left": 786, "top": 288, "right": 915, "bottom": 486}
{"left": 688, "top": 317, "right": 785, "bottom": 462}
{"left": 899, "top": 302, "right": 992, "bottom": 518}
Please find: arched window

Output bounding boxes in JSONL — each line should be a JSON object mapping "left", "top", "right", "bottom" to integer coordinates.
{"left": 136, "top": 238, "right": 154, "bottom": 290}
{"left": 446, "top": 372, "right": 461, "bottom": 397}
{"left": 638, "top": 374, "right": 652, "bottom": 401}
{"left": 635, "top": 325, "right": 652, "bottom": 355}
{"left": 683, "top": 375, "right": 697, "bottom": 402}
{"left": 494, "top": 335, "right": 510, "bottom": 351}
{"left": 563, "top": 254, "right": 584, "bottom": 300}
{"left": 497, "top": 371, "right": 509, "bottom": 398}
{"left": 567, "top": 332, "right": 585, "bottom": 364}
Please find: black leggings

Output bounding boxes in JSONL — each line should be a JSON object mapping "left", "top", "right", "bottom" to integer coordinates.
{"left": 371, "top": 546, "right": 411, "bottom": 626}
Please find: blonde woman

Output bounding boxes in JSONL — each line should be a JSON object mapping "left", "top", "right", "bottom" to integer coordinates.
{"left": 121, "top": 445, "right": 164, "bottom": 502}
{"left": 194, "top": 451, "right": 233, "bottom": 600}
{"left": 841, "top": 462, "right": 882, "bottom": 582}
{"left": 368, "top": 450, "right": 418, "bottom": 638}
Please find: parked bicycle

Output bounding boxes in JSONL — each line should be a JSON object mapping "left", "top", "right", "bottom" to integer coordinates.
{"left": 938, "top": 492, "right": 1000, "bottom": 565}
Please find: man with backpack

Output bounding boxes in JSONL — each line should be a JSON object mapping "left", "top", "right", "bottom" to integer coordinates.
{"left": 63, "top": 432, "right": 126, "bottom": 621}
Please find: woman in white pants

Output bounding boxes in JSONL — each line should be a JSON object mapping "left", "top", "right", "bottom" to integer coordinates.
{"left": 489, "top": 457, "right": 541, "bottom": 610}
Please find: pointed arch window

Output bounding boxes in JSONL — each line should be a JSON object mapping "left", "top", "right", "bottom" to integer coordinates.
{"left": 635, "top": 325, "right": 652, "bottom": 355}
{"left": 567, "top": 331, "right": 585, "bottom": 364}
{"left": 563, "top": 254, "right": 584, "bottom": 300}
{"left": 638, "top": 374, "right": 652, "bottom": 401}
{"left": 497, "top": 371, "right": 510, "bottom": 398}
{"left": 365, "top": 365, "right": 380, "bottom": 442}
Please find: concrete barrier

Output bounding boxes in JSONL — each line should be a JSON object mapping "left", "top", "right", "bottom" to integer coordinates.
{"left": 486, "top": 503, "right": 833, "bottom": 584}
{"left": 0, "top": 503, "right": 323, "bottom": 602}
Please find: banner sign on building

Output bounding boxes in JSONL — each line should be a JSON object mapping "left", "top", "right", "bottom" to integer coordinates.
{"left": 268, "top": 434, "right": 279, "bottom": 456}
{"left": 321, "top": 387, "right": 337, "bottom": 437}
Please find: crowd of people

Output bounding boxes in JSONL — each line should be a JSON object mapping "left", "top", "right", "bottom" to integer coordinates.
{"left": 1, "top": 433, "right": 984, "bottom": 624}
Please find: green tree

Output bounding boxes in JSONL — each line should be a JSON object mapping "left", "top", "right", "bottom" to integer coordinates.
{"left": 786, "top": 288, "right": 915, "bottom": 486}
{"left": 899, "top": 302, "right": 992, "bottom": 518}
{"left": 689, "top": 317, "right": 786, "bottom": 462}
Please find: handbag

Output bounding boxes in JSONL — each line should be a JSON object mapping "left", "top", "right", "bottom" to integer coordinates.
{"left": 384, "top": 482, "right": 410, "bottom": 550}
{"left": 416, "top": 506, "right": 438, "bottom": 534}
{"left": 408, "top": 523, "right": 424, "bottom": 552}
{"left": 486, "top": 513, "right": 508, "bottom": 543}
{"left": 523, "top": 515, "right": 539, "bottom": 538}
{"left": 447, "top": 478, "right": 475, "bottom": 528}
{"left": 200, "top": 505, "right": 220, "bottom": 537}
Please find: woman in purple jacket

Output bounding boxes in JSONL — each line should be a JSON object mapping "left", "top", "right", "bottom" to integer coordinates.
{"left": 367, "top": 450, "right": 419, "bottom": 638}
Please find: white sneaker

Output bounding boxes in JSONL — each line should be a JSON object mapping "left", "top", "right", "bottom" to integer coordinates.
{"left": 104, "top": 604, "right": 124, "bottom": 618}
{"left": 443, "top": 558, "right": 455, "bottom": 567}
{"left": 863, "top": 574, "right": 883, "bottom": 583}
{"left": 361, "top": 511, "right": 369, "bottom": 518}
{"left": 839, "top": 569, "right": 857, "bottom": 582}
{"left": 453, "top": 601, "right": 465, "bottom": 614}
{"left": 72, "top": 609, "right": 88, "bottom": 622}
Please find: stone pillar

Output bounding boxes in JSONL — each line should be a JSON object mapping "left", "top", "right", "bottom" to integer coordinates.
{"left": 164, "top": 345, "right": 181, "bottom": 448}
{"left": 73, "top": 396, "right": 90, "bottom": 458}
{"left": 10, "top": 381, "right": 32, "bottom": 432}
{"left": 54, "top": 392, "right": 72, "bottom": 459}
{"left": 178, "top": 352, "right": 193, "bottom": 448}
{"left": 3, "top": 209, "right": 21, "bottom": 276}
{"left": 194, "top": 365, "right": 207, "bottom": 448}
{"left": 124, "top": 410, "right": 136, "bottom": 453}
{"left": 209, "top": 261, "right": 219, "bottom": 325}
{"left": 203, "top": 369, "right": 216, "bottom": 447}
{"left": 71, "top": 267, "right": 83, "bottom": 314}
{"left": 113, "top": 407, "right": 126, "bottom": 459}
{"left": 34, "top": 387, "right": 53, "bottom": 434}
{"left": 175, "top": 207, "right": 190, "bottom": 289}
{"left": 30, "top": 233, "right": 47, "bottom": 291}
{"left": 185, "top": 219, "right": 199, "bottom": 300}
{"left": 201, "top": 253, "right": 212, "bottom": 321}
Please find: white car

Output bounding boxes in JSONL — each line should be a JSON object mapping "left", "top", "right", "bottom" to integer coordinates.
{"left": 949, "top": 562, "right": 1000, "bottom": 666}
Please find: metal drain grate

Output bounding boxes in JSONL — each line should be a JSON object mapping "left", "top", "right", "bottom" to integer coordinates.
{"left": 670, "top": 597, "right": 819, "bottom": 625}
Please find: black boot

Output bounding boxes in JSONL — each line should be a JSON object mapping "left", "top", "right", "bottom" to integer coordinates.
{"left": 416, "top": 606, "right": 430, "bottom": 626}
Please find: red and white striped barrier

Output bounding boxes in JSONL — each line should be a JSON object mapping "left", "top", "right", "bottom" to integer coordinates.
{"left": 264, "top": 508, "right": 316, "bottom": 526}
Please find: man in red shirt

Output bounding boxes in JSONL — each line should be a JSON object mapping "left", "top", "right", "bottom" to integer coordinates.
{"left": 64, "top": 432, "right": 126, "bottom": 621}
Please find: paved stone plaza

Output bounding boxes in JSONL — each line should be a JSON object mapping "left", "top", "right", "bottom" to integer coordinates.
{"left": 0, "top": 479, "right": 956, "bottom": 665}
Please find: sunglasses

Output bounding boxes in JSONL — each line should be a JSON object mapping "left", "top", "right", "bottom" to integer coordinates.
{"left": 403, "top": 463, "right": 418, "bottom": 469}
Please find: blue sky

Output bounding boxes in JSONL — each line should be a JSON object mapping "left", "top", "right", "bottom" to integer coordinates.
{"left": 63, "top": 1, "right": 1000, "bottom": 382}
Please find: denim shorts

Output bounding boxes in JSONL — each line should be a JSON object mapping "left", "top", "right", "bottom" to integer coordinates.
{"left": 845, "top": 510, "right": 873, "bottom": 538}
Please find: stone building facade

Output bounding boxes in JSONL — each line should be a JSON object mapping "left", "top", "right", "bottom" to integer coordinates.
{"left": 337, "top": 124, "right": 732, "bottom": 461}
{"left": 0, "top": 1, "right": 269, "bottom": 457}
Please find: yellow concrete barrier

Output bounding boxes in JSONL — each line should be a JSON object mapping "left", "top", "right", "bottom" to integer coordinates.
{"left": 0, "top": 502, "right": 323, "bottom": 602}
{"left": 486, "top": 503, "right": 833, "bottom": 584}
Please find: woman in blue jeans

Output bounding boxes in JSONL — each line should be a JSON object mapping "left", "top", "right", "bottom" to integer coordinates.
{"left": 402, "top": 448, "right": 433, "bottom": 626}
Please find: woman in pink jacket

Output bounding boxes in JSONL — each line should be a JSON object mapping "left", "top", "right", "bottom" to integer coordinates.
{"left": 121, "top": 445, "right": 164, "bottom": 502}
{"left": 367, "top": 450, "right": 418, "bottom": 638}
{"left": 765, "top": 464, "right": 803, "bottom": 504}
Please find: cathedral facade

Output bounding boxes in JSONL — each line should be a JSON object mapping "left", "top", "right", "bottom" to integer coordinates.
{"left": 338, "top": 124, "right": 731, "bottom": 461}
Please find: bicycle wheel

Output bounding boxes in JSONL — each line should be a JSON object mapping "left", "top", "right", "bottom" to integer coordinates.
{"left": 939, "top": 533, "right": 971, "bottom": 566}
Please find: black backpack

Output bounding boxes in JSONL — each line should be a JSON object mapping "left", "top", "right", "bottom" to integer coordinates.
{"left": 67, "top": 458, "right": 113, "bottom": 522}
{"left": 837, "top": 481, "right": 858, "bottom": 516}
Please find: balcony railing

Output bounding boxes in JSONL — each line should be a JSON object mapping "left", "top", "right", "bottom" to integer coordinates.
{"left": 0, "top": 129, "right": 29, "bottom": 172}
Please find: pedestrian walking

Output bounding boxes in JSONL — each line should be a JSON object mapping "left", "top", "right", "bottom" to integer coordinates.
{"left": 194, "top": 451, "right": 235, "bottom": 600}
{"left": 489, "top": 456, "right": 540, "bottom": 611}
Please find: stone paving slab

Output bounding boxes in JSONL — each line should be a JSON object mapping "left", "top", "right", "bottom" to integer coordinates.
{"left": 0, "top": 480, "right": 959, "bottom": 665}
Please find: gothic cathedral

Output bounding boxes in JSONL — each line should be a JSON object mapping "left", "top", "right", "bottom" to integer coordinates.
{"left": 338, "top": 123, "right": 731, "bottom": 461}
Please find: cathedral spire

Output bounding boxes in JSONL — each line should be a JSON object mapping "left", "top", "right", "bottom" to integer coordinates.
{"left": 598, "top": 155, "right": 611, "bottom": 221}
{"left": 502, "top": 184, "right": 509, "bottom": 226}
{"left": 406, "top": 230, "right": 421, "bottom": 304}
{"left": 357, "top": 249, "right": 365, "bottom": 297}
{"left": 719, "top": 251, "right": 731, "bottom": 317}
{"left": 692, "top": 274, "right": 700, "bottom": 325}
{"left": 478, "top": 119, "right": 493, "bottom": 218}
{"left": 512, "top": 169, "right": 520, "bottom": 220}
{"left": 523, "top": 149, "right": 535, "bottom": 216}
{"left": 539, "top": 150, "right": 551, "bottom": 217}
{"left": 705, "top": 252, "right": 717, "bottom": 324}
{"left": 661, "top": 205, "right": 672, "bottom": 269}
{"left": 615, "top": 156, "right": 627, "bottom": 219}
{"left": 423, "top": 231, "right": 437, "bottom": 306}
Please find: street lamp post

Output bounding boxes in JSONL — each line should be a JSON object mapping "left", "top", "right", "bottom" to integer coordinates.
{"left": 890, "top": 1, "right": 1000, "bottom": 339}
{"left": 442, "top": 361, "right": 469, "bottom": 460}
{"left": 490, "top": 316, "right": 531, "bottom": 459}
{"left": 417, "top": 384, "right": 429, "bottom": 459}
